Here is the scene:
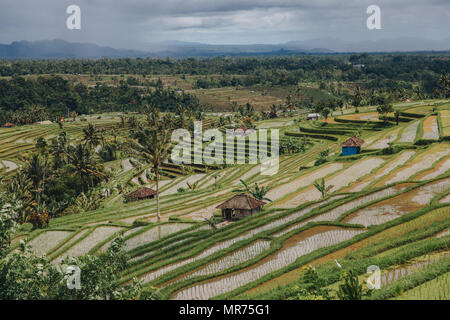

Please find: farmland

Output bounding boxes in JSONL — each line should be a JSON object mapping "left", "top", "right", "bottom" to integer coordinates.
{"left": 2, "top": 93, "right": 449, "bottom": 301}
{"left": 0, "top": 52, "right": 449, "bottom": 302}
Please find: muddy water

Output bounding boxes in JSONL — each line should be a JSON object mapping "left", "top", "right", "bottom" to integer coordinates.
{"left": 139, "top": 198, "right": 343, "bottom": 284}
{"left": 346, "top": 179, "right": 450, "bottom": 227}
{"left": 398, "top": 121, "right": 419, "bottom": 143}
{"left": 348, "top": 151, "right": 416, "bottom": 192}
{"left": 278, "top": 158, "right": 385, "bottom": 208}
{"left": 172, "top": 228, "right": 363, "bottom": 300}
{"left": 28, "top": 231, "right": 72, "bottom": 256}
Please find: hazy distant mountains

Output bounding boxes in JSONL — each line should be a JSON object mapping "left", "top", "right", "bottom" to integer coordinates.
{"left": 1, "top": 38, "right": 449, "bottom": 59}
{"left": 0, "top": 39, "right": 147, "bottom": 59}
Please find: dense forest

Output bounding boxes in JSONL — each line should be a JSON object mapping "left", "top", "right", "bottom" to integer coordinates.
{"left": 0, "top": 54, "right": 449, "bottom": 126}
{"left": 1, "top": 54, "right": 449, "bottom": 82}
{"left": 0, "top": 76, "right": 202, "bottom": 125}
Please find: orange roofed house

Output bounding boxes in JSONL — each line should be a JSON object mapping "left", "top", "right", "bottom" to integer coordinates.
{"left": 341, "top": 136, "right": 365, "bottom": 156}
{"left": 125, "top": 187, "right": 157, "bottom": 202}
{"left": 216, "top": 194, "right": 266, "bottom": 221}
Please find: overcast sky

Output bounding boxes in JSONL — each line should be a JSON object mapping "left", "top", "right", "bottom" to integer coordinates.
{"left": 0, "top": 0, "right": 449, "bottom": 49}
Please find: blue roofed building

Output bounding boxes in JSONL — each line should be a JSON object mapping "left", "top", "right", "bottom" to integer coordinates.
{"left": 342, "top": 136, "right": 365, "bottom": 156}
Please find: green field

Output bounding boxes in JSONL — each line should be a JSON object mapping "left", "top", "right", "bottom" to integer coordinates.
{"left": 3, "top": 97, "right": 449, "bottom": 300}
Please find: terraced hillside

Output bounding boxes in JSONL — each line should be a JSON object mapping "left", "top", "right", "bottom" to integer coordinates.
{"left": 5, "top": 100, "right": 450, "bottom": 300}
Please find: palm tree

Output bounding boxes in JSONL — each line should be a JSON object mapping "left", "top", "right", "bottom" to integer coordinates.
{"left": 313, "top": 178, "right": 333, "bottom": 198}
{"left": 414, "top": 86, "right": 423, "bottom": 100}
{"left": 83, "top": 123, "right": 101, "bottom": 151}
{"left": 49, "top": 131, "right": 68, "bottom": 170}
{"left": 439, "top": 70, "right": 449, "bottom": 98}
{"left": 212, "top": 173, "right": 221, "bottom": 188}
{"left": 320, "top": 108, "right": 330, "bottom": 120}
{"left": 119, "top": 115, "right": 126, "bottom": 128}
{"left": 128, "top": 126, "right": 171, "bottom": 221}
{"left": 6, "top": 171, "right": 35, "bottom": 223}
{"left": 394, "top": 111, "right": 401, "bottom": 125}
{"left": 25, "top": 154, "right": 47, "bottom": 206}
{"left": 269, "top": 104, "right": 278, "bottom": 119}
{"left": 186, "top": 180, "right": 199, "bottom": 191}
{"left": 67, "top": 144, "right": 106, "bottom": 193}
{"left": 234, "top": 179, "right": 271, "bottom": 202}
{"left": 353, "top": 86, "right": 363, "bottom": 108}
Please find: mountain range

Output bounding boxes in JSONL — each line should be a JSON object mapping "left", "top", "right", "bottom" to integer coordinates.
{"left": 1, "top": 38, "right": 449, "bottom": 59}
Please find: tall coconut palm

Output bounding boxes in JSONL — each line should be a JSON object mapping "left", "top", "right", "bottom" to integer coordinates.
{"left": 50, "top": 131, "right": 68, "bottom": 170}
{"left": 24, "top": 154, "right": 48, "bottom": 206}
{"left": 83, "top": 123, "right": 101, "bottom": 151}
{"left": 414, "top": 86, "right": 423, "bottom": 100}
{"left": 6, "top": 171, "right": 35, "bottom": 223}
{"left": 67, "top": 144, "right": 106, "bottom": 193}
{"left": 128, "top": 126, "right": 171, "bottom": 221}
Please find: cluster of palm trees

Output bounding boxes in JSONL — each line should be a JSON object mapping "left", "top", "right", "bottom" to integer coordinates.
{"left": 2, "top": 124, "right": 112, "bottom": 227}
{"left": 0, "top": 105, "right": 49, "bottom": 126}
{"left": 280, "top": 137, "right": 307, "bottom": 155}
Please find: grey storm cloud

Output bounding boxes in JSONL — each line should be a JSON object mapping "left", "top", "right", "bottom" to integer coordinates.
{"left": 0, "top": 0, "right": 449, "bottom": 49}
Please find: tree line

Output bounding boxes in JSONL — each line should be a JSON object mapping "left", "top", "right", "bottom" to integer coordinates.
{"left": 0, "top": 75, "right": 203, "bottom": 126}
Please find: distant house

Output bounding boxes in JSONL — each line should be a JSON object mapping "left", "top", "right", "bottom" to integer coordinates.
{"left": 3, "top": 122, "right": 15, "bottom": 128}
{"left": 306, "top": 113, "right": 319, "bottom": 120}
{"left": 342, "top": 136, "right": 365, "bottom": 156}
{"left": 125, "top": 187, "right": 157, "bottom": 202}
{"left": 216, "top": 194, "right": 266, "bottom": 221}
{"left": 34, "top": 120, "right": 53, "bottom": 125}
{"left": 353, "top": 64, "right": 365, "bottom": 69}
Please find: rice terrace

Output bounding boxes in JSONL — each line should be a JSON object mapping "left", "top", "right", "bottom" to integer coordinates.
{"left": 1, "top": 55, "right": 449, "bottom": 302}
{"left": 0, "top": 1, "right": 450, "bottom": 306}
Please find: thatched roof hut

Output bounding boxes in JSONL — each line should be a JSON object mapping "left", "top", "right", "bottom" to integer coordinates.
{"left": 125, "top": 187, "right": 157, "bottom": 202}
{"left": 216, "top": 194, "right": 266, "bottom": 221}
{"left": 3, "top": 122, "right": 15, "bottom": 128}
{"left": 342, "top": 136, "right": 365, "bottom": 147}
{"left": 307, "top": 113, "right": 319, "bottom": 120}
{"left": 342, "top": 136, "right": 365, "bottom": 156}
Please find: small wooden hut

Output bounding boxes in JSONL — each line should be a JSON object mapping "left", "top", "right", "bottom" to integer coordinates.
{"left": 341, "top": 136, "right": 365, "bottom": 156}
{"left": 306, "top": 113, "right": 319, "bottom": 120}
{"left": 125, "top": 187, "right": 157, "bottom": 202}
{"left": 3, "top": 122, "right": 15, "bottom": 128}
{"left": 216, "top": 194, "right": 266, "bottom": 221}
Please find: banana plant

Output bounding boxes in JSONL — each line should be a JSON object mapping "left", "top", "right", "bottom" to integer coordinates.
{"left": 234, "top": 179, "right": 272, "bottom": 202}
{"left": 313, "top": 178, "right": 333, "bottom": 198}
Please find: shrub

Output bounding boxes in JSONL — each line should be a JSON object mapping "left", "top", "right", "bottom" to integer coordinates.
{"left": 27, "top": 209, "right": 50, "bottom": 229}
